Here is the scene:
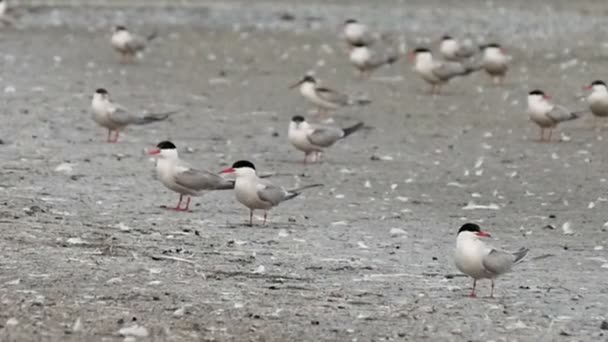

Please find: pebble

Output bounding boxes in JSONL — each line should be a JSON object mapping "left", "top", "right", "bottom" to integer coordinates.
{"left": 118, "top": 325, "right": 149, "bottom": 338}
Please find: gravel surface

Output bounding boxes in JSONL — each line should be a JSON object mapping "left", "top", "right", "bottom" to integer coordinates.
{"left": 1, "top": 1, "right": 608, "bottom": 341}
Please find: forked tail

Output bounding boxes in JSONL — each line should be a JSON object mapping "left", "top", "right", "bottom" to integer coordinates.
{"left": 342, "top": 122, "right": 365, "bottom": 137}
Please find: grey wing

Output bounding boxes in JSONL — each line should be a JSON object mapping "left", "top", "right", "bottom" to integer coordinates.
{"left": 482, "top": 249, "right": 515, "bottom": 275}
{"left": 126, "top": 35, "right": 146, "bottom": 52}
{"left": 107, "top": 105, "right": 139, "bottom": 125}
{"left": 256, "top": 181, "right": 288, "bottom": 205}
{"left": 174, "top": 168, "right": 234, "bottom": 191}
{"left": 316, "top": 87, "right": 349, "bottom": 106}
{"left": 548, "top": 105, "right": 583, "bottom": 123}
{"left": 432, "top": 62, "right": 467, "bottom": 80}
{"left": 306, "top": 127, "right": 344, "bottom": 147}
{"left": 456, "top": 39, "right": 477, "bottom": 59}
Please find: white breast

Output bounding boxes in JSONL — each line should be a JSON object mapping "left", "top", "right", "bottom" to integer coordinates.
{"left": 350, "top": 47, "right": 370, "bottom": 67}
{"left": 288, "top": 126, "right": 319, "bottom": 152}
{"left": 235, "top": 178, "right": 272, "bottom": 210}
{"left": 111, "top": 31, "right": 132, "bottom": 50}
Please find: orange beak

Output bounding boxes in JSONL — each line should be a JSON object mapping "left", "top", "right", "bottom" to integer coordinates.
{"left": 220, "top": 167, "right": 235, "bottom": 174}
{"left": 148, "top": 148, "right": 161, "bottom": 155}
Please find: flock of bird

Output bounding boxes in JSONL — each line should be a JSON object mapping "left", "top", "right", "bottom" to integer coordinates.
{"left": 9, "top": 2, "right": 607, "bottom": 298}
{"left": 96, "top": 19, "right": 535, "bottom": 298}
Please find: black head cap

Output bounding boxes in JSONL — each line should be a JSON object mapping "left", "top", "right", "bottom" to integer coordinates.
{"left": 351, "top": 42, "right": 368, "bottom": 48}
{"left": 485, "top": 43, "right": 501, "bottom": 48}
{"left": 292, "top": 115, "right": 305, "bottom": 123}
{"left": 529, "top": 89, "right": 545, "bottom": 96}
{"left": 441, "top": 35, "right": 454, "bottom": 40}
{"left": 302, "top": 75, "right": 316, "bottom": 83}
{"left": 458, "top": 223, "right": 481, "bottom": 234}
{"left": 115, "top": 25, "right": 127, "bottom": 31}
{"left": 344, "top": 19, "right": 358, "bottom": 24}
{"left": 232, "top": 160, "right": 255, "bottom": 170}
{"left": 156, "top": 141, "right": 176, "bottom": 149}
{"left": 95, "top": 88, "right": 108, "bottom": 95}
{"left": 591, "top": 80, "right": 606, "bottom": 86}
{"left": 413, "top": 47, "right": 431, "bottom": 54}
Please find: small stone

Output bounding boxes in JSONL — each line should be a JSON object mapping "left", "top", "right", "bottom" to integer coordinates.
{"left": 600, "top": 320, "right": 608, "bottom": 330}
{"left": 72, "top": 317, "right": 83, "bottom": 332}
{"left": 173, "top": 307, "right": 185, "bottom": 317}
{"left": 389, "top": 228, "right": 407, "bottom": 237}
{"left": 6, "top": 318, "right": 18, "bottom": 326}
{"left": 118, "top": 325, "right": 149, "bottom": 337}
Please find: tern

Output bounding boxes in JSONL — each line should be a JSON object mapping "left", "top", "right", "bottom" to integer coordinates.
{"left": 410, "top": 48, "right": 480, "bottom": 94}
{"left": 290, "top": 75, "right": 352, "bottom": 118}
{"left": 147, "top": 141, "right": 234, "bottom": 211}
{"left": 91, "top": 88, "right": 176, "bottom": 143}
{"left": 349, "top": 42, "right": 398, "bottom": 78}
{"left": 342, "top": 19, "right": 373, "bottom": 46}
{"left": 111, "top": 26, "right": 157, "bottom": 63}
{"left": 527, "top": 90, "right": 583, "bottom": 142}
{"left": 438, "top": 35, "right": 476, "bottom": 62}
{"left": 584, "top": 80, "right": 608, "bottom": 127}
{"left": 480, "top": 43, "right": 509, "bottom": 84}
{"left": 454, "top": 223, "right": 529, "bottom": 298}
{"left": 288, "top": 115, "right": 364, "bottom": 163}
{"left": 220, "top": 160, "right": 322, "bottom": 226}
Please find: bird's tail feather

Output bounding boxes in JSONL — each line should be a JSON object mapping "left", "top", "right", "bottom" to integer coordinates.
{"left": 138, "top": 110, "right": 178, "bottom": 124}
{"left": 288, "top": 183, "right": 323, "bottom": 194}
{"left": 147, "top": 31, "right": 158, "bottom": 41}
{"left": 342, "top": 122, "right": 365, "bottom": 137}
{"left": 512, "top": 247, "right": 529, "bottom": 264}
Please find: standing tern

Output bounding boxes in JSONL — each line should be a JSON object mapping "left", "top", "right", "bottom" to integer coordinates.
{"left": 111, "top": 26, "right": 157, "bottom": 63}
{"left": 342, "top": 19, "right": 373, "bottom": 46}
{"left": 147, "top": 141, "right": 234, "bottom": 211}
{"left": 480, "top": 43, "right": 509, "bottom": 85}
{"left": 527, "top": 90, "right": 583, "bottom": 142}
{"left": 410, "top": 48, "right": 480, "bottom": 95}
{"left": 288, "top": 115, "right": 364, "bottom": 163}
{"left": 584, "top": 80, "right": 608, "bottom": 127}
{"left": 349, "top": 42, "right": 399, "bottom": 78}
{"left": 438, "top": 35, "right": 476, "bottom": 62}
{"left": 220, "top": 160, "right": 322, "bottom": 226}
{"left": 290, "top": 75, "right": 353, "bottom": 118}
{"left": 91, "top": 88, "right": 176, "bottom": 143}
{"left": 454, "top": 223, "right": 529, "bottom": 298}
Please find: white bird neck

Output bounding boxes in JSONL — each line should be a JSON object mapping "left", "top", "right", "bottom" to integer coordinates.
{"left": 456, "top": 232, "right": 487, "bottom": 252}
{"left": 300, "top": 82, "right": 317, "bottom": 97}
{"left": 415, "top": 53, "right": 434, "bottom": 69}
{"left": 590, "top": 86, "right": 608, "bottom": 99}
{"left": 528, "top": 97, "right": 553, "bottom": 113}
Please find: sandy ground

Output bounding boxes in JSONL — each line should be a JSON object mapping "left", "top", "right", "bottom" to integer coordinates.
{"left": 1, "top": 1, "right": 608, "bottom": 341}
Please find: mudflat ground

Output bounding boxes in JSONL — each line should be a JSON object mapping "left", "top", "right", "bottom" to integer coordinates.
{"left": 1, "top": 1, "right": 608, "bottom": 341}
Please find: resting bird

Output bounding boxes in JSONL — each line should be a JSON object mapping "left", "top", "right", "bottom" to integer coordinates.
{"left": 480, "top": 43, "right": 509, "bottom": 85}
{"left": 220, "top": 160, "right": 322, "bottom": 226}
{"left": 147, "top": 141, "right": 234, "bottom": 211}
{"left": 288, "top": 115, "right": 364, "bottom": 163}
{"left": 438, "top": 35, "right": 477, "bottom": 62}
{"left": 349, "top": 42, "right": 398, "bottom": 78}
{"left": 290, "top": 75, "right": 353, "bottom": 118}
{"left": 527, "top": 89, "right": 584, "bottom": 142}
{"left": 111, "top": 26, "right": 157, "bottom": 63}
{"left": 584, "top": 80, "right": 608, "bottom": 128}
{"left": 454, "top": 223, "right": 529, "bottom": 298}
{"left": 91, "top": 88, "right": 176, "bottom": 143}
{"left": 410, "top": 48, "right": 480, "bottom": 94}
